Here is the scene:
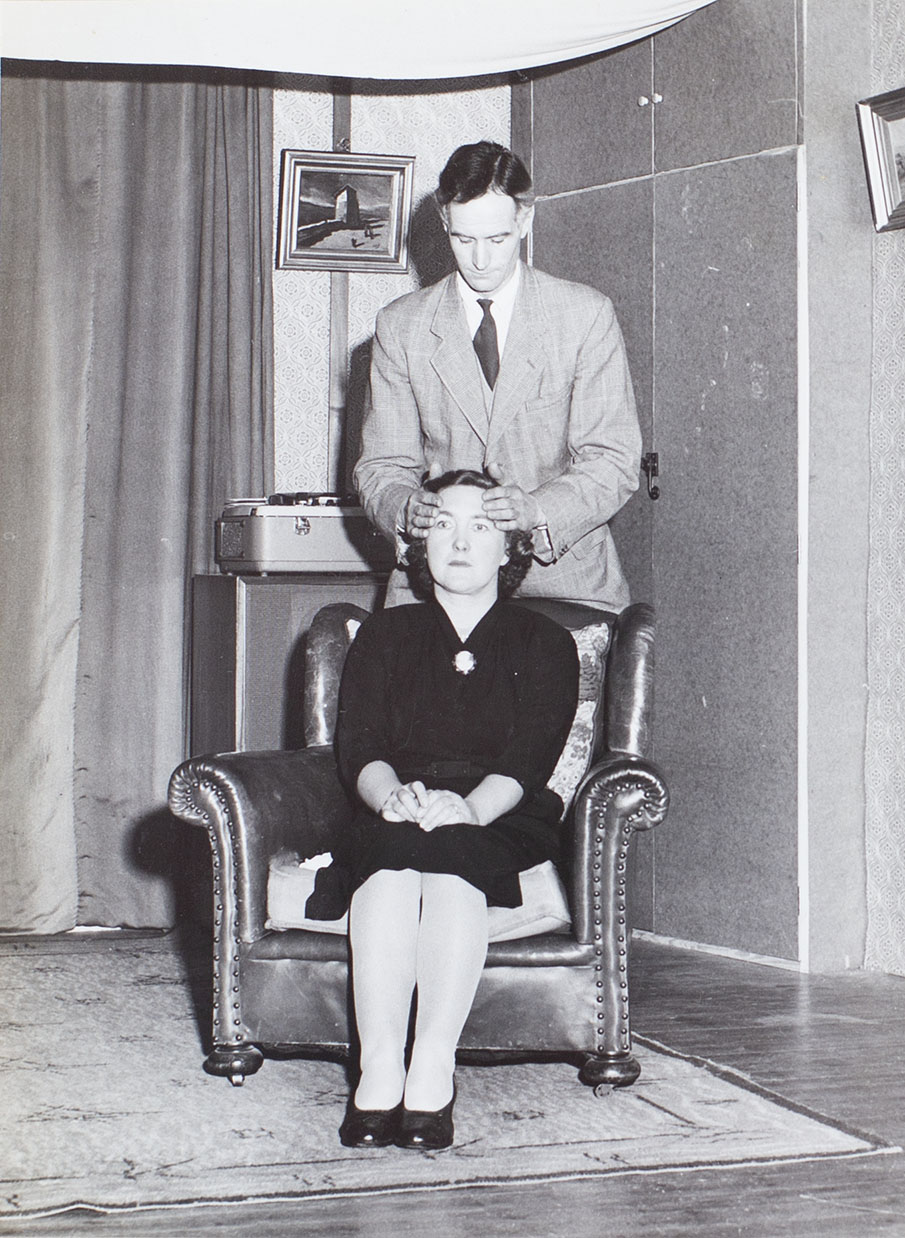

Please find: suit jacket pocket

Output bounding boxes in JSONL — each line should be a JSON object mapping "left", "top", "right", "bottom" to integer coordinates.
{"left": 524, "top": 383, "right": 573, "bottom": 414}
{"left": 570, "top": 523, "right": 609, "bottom": 561}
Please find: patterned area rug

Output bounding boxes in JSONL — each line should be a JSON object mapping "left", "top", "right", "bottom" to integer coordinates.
{"left": 0, "top": 935, "right": 894, "bottom": 1220}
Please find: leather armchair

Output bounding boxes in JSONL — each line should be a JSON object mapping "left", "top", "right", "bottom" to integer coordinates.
{"left": 168, "top": 598, "right": 668, "bottom": 1090}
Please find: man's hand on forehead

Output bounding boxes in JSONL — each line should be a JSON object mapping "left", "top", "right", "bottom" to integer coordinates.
{"left": 482, "top": 461, "right": 542, "bottom": 532}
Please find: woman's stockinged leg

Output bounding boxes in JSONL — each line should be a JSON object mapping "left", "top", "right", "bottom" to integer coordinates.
{"left": 404, "top": 873, "right": 488, "bottom": 1111}
{"left": 349, "top": 868, "right": 421, "bottom": 1110}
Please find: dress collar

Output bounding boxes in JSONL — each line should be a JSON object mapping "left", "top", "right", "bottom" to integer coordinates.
{"left": 432, "top": 598, "right": 500, "bottom": 653}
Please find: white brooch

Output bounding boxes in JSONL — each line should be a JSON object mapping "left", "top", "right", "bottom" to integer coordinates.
{"left": 453, "top": 651, "right": 477, "bottom": 675}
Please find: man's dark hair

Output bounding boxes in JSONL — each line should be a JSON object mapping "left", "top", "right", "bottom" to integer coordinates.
{"left": 436, "top": 142, "right": 534, "bottom": 211}
{"left": 405, "top": 468, "right": 534, "bottom": 600}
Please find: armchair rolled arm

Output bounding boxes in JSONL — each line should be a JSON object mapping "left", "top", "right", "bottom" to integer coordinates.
{"left": 568, "top": 753, "right": 669, "bottom": 947}
{"left": 168, "top": 746, "right": 350, "bottom": 942}
{"left": 565, "top": 752, "right": 668, "bottom": 1069}
{"left": 168, "top": 746, "right": 350, "bottom": 1062}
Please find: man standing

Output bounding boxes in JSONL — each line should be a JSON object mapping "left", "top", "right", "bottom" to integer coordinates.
{"left": 354, "top": 141, "right": 641, "bottom": 610}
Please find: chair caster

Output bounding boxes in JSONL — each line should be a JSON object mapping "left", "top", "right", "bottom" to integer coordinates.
{"left": 579, "top": 1052, "right": 641, "bottom": 1091}
{"left": 204, "top": 1044, "right": 264, "bottom": 1085}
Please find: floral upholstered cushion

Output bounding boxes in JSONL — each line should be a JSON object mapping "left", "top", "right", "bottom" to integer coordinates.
{"left": 545, "top": 619, "right": 611, "bottom": 815}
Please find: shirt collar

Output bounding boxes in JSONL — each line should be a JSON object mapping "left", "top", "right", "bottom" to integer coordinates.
{"left": 455, "top": 262, "right": 520, "bottom": 314}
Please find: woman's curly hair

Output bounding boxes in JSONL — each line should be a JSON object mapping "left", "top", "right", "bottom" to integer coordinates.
{"left": 405, "top": 469, "right": 534, "bottom": 600}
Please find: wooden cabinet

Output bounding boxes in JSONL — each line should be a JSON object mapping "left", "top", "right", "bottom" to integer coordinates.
{"left": 651, "top": 0, "right": 800, "bottom": 172}
{"left": 190, "top": 574, "right": 386, "bottom": 757}
{"left": 528, "top": 39, "right": 654, "bottom": 192}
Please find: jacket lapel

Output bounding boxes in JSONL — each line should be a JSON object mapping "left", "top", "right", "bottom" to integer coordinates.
{"left": 429, "top": 276, "right": 490, "bottom": 443}
{"left": 486, "top": 264, "right": 545, "bottom": 453}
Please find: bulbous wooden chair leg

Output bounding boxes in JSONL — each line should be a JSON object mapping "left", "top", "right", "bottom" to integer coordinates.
{"left": 579, "top": 1051, "right": 642, "bottom": 1092}
{"left": 204, "top": 1044, "right": 264, "bottom": 1087}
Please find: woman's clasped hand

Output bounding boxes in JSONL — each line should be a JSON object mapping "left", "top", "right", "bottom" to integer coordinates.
{"left": 381, "top": 781, "right": 478, "bottom": 829}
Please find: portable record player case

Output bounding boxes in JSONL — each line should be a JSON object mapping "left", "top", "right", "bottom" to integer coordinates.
{"left": 215, "top": 494, "right": 395, "bottom": 574}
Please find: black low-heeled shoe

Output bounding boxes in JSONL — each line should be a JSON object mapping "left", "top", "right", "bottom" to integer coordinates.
{"left": 395, "top": 1086, "right": 456, "bottom": 1150}
{"left": 339, "top": 1099, "right": 402, "bottom": 1148}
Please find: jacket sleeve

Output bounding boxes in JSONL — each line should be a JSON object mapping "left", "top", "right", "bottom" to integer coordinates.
{"left": 353, "top": 306, "right": 428, "bottom": 543}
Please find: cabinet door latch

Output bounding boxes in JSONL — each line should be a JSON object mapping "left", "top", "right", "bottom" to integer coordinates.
{"left": 641, "top": 452, "right": 660, "bottom": 501}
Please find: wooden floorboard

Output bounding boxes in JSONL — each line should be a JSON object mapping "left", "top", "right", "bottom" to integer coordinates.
{"left": 5, "top": 938, "right": 905, "bottom": 1237}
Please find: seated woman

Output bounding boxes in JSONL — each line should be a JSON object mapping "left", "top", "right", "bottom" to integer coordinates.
{"left": 306, "top": 469, "right": 579, "bottom": 1150}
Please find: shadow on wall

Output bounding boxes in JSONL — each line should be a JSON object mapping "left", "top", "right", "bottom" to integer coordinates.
{"left": 283, "top": 631, "right": 308, "bottom": 750}
{"left": 410, "top": 190, "right": 455, "bottom": 289}
{"left": 341, "top": 191, "right": 455, "bottom": 492}
{"left": 129, "top": 807, "right": 214, "bottom": 1046}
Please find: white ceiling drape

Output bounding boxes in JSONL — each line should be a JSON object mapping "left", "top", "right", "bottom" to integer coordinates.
{"left": 1, "top": 0, "right": 717, "bottom": 79}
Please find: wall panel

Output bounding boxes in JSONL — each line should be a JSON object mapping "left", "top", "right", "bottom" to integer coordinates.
{"left": 652, "top": 150, "right": 799, "bottom": 958}
{"left": 533, "top": 181, "right": 655, "bottom": 605}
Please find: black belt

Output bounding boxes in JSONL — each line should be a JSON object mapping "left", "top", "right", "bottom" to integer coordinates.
{"left": 416, "top": 760, "right": 486, "bottom": 781}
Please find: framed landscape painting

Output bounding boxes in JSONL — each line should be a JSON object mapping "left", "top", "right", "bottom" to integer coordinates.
{"left": 277, "top": 149, "right": 415, "bottom": 271}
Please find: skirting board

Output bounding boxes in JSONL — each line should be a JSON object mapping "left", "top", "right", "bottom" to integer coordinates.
{"left": 633, "top": 929, "right": 802, "bottom": 972}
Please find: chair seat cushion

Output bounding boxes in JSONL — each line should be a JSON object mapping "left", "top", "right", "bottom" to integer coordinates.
{"left": 265, "top": 852, "right": 571, "bottom": 942}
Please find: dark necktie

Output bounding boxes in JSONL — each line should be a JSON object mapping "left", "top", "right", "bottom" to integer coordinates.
{"left": 473, "top": 298, "right": 499, "bottom": 389}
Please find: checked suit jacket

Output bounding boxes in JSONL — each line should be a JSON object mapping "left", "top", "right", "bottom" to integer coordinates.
{"left": 354, "top": 262, "right": 641, "bottom": 610}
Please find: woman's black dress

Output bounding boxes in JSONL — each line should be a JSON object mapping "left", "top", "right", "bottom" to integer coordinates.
{"left": 305, "top": 599, "right": 580, "bottom": 917}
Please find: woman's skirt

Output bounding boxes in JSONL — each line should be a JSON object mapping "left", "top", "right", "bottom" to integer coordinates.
{"left": 304, "top": 771, "right": 564, "bottom": 920}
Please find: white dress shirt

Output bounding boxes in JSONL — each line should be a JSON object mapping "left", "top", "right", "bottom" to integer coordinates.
{"left": 456, "top": 265, "right": 520, "bottom": 359}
